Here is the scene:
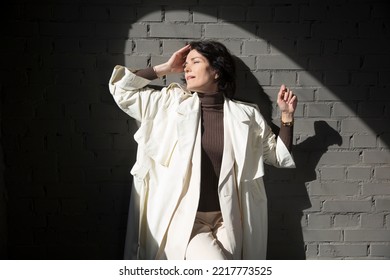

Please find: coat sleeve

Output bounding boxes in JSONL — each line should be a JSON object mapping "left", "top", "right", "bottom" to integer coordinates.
{"left": 108, "top": 65, "right": 177, "bottom": 122}
{"left": 256, "top": 109, "right": 296, "bottom": 168}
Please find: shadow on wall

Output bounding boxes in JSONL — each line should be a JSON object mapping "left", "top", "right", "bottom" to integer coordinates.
{"left": 1, "top": 0, "right": 389, "bottom": 259}
{"left": 235, "top": 59, "right": 342, "bottom": 259}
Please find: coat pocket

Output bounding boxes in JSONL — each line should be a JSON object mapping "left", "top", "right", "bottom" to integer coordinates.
{"left": 249, "top": 178, "right": 267, "bottom": 203}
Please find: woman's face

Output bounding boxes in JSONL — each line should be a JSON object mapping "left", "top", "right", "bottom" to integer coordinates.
{"left": 184, "top": 49, "right": 218, "bottom": 94}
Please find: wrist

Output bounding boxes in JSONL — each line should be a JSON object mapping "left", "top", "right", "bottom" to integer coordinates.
{"left": 281, "top": 112, "right": 294, "bottom": 123}
{"left": 153, "top": 63, "right": 170, "bottom": 77}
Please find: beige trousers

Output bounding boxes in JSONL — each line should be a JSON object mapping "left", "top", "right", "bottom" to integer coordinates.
{"left": 185, "top": 211, "right": 233, "bottom": 260}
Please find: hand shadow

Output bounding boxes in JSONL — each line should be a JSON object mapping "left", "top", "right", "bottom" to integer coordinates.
{"left": 233, "top": 58, "right": 343, "bottom": 259}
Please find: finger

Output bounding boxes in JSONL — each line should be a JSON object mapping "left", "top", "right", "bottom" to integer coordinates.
{"left": 278, "top": 84, "right": 286, "bottom": 100}
{"left": 283, "top": 88, "right": 290, "bottom": 101}
{"left": 177, "top": 44, "right": 191, "bottom": 54}
{"left": 289, "top": 95, "right": 297, "bottom": 105}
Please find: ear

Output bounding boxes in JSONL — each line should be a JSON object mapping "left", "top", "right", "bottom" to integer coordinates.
{"left": 214, "top": 72, "right": 219, "bottom": 80}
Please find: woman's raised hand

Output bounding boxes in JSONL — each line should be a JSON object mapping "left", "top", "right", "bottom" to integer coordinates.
{"left": 153, "top": 45, "right": 191, "bottom": 77}
{"left": 277, "top": 85, "right": 298, "bottom": 122}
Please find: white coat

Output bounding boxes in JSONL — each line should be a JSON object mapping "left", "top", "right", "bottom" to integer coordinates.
{"left": 108, "top": 65, "right": 295, "bottom": 260}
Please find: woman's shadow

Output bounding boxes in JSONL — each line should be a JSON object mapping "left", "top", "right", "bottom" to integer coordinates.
{"left": 234, "top": 58, "right": 342, "bottom": 259}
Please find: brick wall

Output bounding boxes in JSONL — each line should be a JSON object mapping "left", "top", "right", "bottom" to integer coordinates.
{"left": 1, "top": 0, "right": 389, "bottom": 259}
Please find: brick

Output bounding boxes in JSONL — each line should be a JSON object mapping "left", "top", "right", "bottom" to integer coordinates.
{"left": 363, "top": 183, "right": 390, "bottom": 196}
{"left": 318, "top": 86, "right": 367, "bottom": 101}
{"left": 44, "top": 54, "right": 96, "bottom": 69}
{"left": 375, "top": 167, "right": 390, "bottom": 180}
{"left": 165, "top": 9, "right": 190, "bottom": 22}
{"left": 341, "top": 120, "right": 374, "bottom": 134}
{"left": 85, "top": 168, "right": 112, "bottom": 182}
{"left": 205, "top": 24, "right": 256, "bottom": 39}
{"left": 0, "top": 38, "right": 26, "bottom": 53}
{"left": 162, "top": 40, "right": 186, "bottom": 54}
{"left": 243, "top": 40, "right": 268, "bottom": 55}
{"left": 219, "top": 7, "right": 246, "bottom": 22}
{"left": 297, "top": 71, "right": 322, "bottom": 86}
{"left": 253, "top": 71, "right": 271, "bottom": 85}
{"left": 96, "top": 23, "right": 147, "bottom": 38}
{"left": 294, "top": 119, "right": 338, "bottom": 135}
{"left": 134, "top": 40, "right": 160, "bottom": 54}
{"left": 58, "top": 151, "right": 95, "bottom": 167}
{"left": 34, "top": 199, "right": 59, "bottom": 214}
{"left": 109, "top": 6, "right": 137, "bottom": 21}
{"left": 192, "top": 7, "right": 218, "bottom": 23}
{"left": 80, "top": 39, "right": 107, "bottom": 54}
{"left": 361, "top": 214, "right": 384, "bottom": 228}
{"left": 59, "top": 167, "right": 85, "bottom": 183}
{"left": 246, "top": 7, "right": 272, "bottom": 22}
{"left": 303, "top": 198, "right": 322, "bottom": 213}
{"left": 376, "top": 199, "right": 390, "bottom": 211}
{"left": 379, "top": 71, "right": 390, "bottom": 85}
{"left": 319, "top": 244, "right": 368, "bottom": 257}
{"left": 307, "top": 104, "right": 331, "bottom": 118}
{"left": 137, "top": 7, "right": 162, "bottom": 22}
{"left": 306, "top": 244, "right": 318, "bottom": 258}
{"left": 363, "top": 55, "right": 390, "bottom": 70}
{"left": 363, "top": 151, "right": 390, "bottom": 164}
{"left": 370, "top": 245, "right": 390, "bottom": 257}
{"left": 297, "top": 39, "right": 321, "bottom": 55}
{"left": 258, "top": 23, "right": 311, "bottom": 39}
{"left": 83, "top": 6, "right": 108, "bottom": 20}
{"left": 358, "top": 102, "right": 385, "bottom": 117}
{"left": 341, "top": 39, "right": 389, "bottom": 55}
{"left": 257, "top": 55, "right": 307, "bottom": 70}
{"left": 86, "top": 135, "right": 112, "bottom": 150}
{"left": 334, "top": 214, "right": 359, "bottom": 228}
{"left": 150, "top": 24, "right": 201, "bottom": 38}
{"left": 323, "top": 200, "right": 372, "bottom": 212}
{"left": 320, "top": 167, "right": 345, "bottom": 180}
{"left": 53, "top": 5, "right": 80, "bottom": 20}
{"left": 269, "top": 39, "right": 295, "bottom": 55}
{"left": 237, "top": 56, "right": 256, "bottom": 70}
{"left": 345, "top": 230, "right": 390, "bottom": 242}
{"left": 22, "top": 4, "right": 52, "bottom": 20}
{"left": 359, "top": 23, "right": 386, "bottom": 38}
{"left": 309, "top": 182, "right": 359, "bottom": 196}
{"left": 333, "top": 102, "right": 357, "bottom": 117}
{"left": 271, "top": 71, "right": 296, "bottom": 86}
{"left": 347, "top": 167, "right": 372, "bottom": 180}
{"left": 274, "top": 6, "right": 299, "bottom": 22}
{"left": 310, "top": 55, "right": 360, "bottom": 70}
{"left": 312, "top": 23, "right": 357, "bottom": 39}
{"left": 352, "top": 72, "right": 378, "bottom": 86}
{"left": 302, "top": 230, "right": 342, "bottom": 242}
{"left": 123, "top": 55, "right": 149, "bottom": 69}
{"left": 378, "top": 133, "right": 390, "bottom": 148}
{"left": 40, "top": 22, "right": 94, "bottom": 37}
{"left": 33, "top": 166, "right": 59, "bottom": 183}
{"left": 324, "top": 71, "right": 349, "bottom": 86}
{"left": 218, "top": 40, "right": 241, "bottom": 54}
{"left": 369, "top": 86, "right": 390, "bottom": 100}
{"left": 307, "top": 214, "right": 332, "bottom": 229}
{"left": 318, "top": 152, "right": 360, "bottom": 165}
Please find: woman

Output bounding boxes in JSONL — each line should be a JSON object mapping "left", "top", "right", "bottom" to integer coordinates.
{"left": 108, "top": 41, "right": 297, "bottom": 260}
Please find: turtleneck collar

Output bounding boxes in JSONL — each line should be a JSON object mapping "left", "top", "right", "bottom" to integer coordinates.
{"left": 197, "top": 92, "right": 224, "bottom": 106}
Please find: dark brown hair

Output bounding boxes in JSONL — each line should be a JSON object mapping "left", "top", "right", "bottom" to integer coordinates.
{"left": 189, "top": 40, "right": 236, "bottom": 98}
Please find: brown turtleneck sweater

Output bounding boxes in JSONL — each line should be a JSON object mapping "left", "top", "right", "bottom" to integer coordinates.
{"left": 134, "top": 68, "right": 293, "bottom": 212}
{"left": 197, "top": 92, "right": 224, "bottom": 211}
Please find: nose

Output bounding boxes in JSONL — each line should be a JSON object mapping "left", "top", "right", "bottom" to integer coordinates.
{"left": 184, "top": 63, "right": 190, "bottom": 73}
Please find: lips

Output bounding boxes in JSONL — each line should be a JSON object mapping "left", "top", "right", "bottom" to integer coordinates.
{"left": 186, "top": 75, "right": 195, "bottom": 81}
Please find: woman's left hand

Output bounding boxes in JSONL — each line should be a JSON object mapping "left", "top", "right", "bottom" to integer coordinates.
{"left": 277, "top": 85, "right": 297, "bottom": 121}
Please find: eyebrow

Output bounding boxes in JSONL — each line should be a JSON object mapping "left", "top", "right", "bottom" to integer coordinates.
{"left": 183, "top": 57, "right": 204, "bottom": 65}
